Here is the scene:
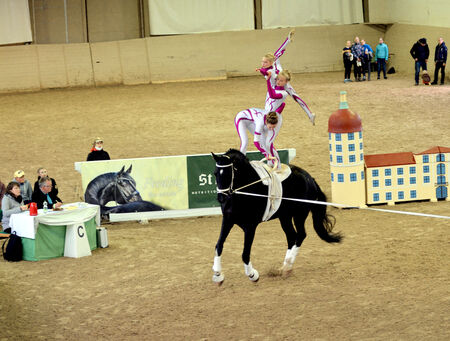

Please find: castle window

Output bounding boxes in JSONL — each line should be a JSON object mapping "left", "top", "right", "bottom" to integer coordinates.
{"left": 410, "top": 190, "right": 417, "bottom": 199}
{"left": 335, "top": 133, "right": 341, "bottom": 141}
{"left": 359, "top": 131, "right": 362, "bottom": 139}
{"left": 397, "top": 178, "right": 404, "bottom": 185}
{"left": 373, "top": 180, "right": 379, "bottom": 187}
{"left": 329, "top": 133, "right": 331, "bottom": 140}
{"left": 423, "top": 165, "right": 429, "bottom": 173}
{"left": 372, "top": 169, "right": 379, "bottom": 177}
{"left": 437, "top": 163, "right": 445, "bottom": 175}
{"left": 337, "top": 156, "right": 343, "bottom": 163}
{"left": 385, "top": 168, "right": 391, "bottom": 176}
{"left": 423, "top": 176, "right": 430, "bottom": 183}
{"left": 359, "top": 142, "right": 363, "bottom": 150}
{"left": 397, "top": 168, "right": 403, "bottom": 175}
{"left": 331, "top": 173, "right": 334, "bottom": 182}
{"left": 350, "top": 173, "right": 357, "bottom": 182}
{"left": 409, "top": 166, "right": 416, "bottom": 174}
{"left": 361, "top": 171, "right": 364, "bottom": 180}
{"left": 422, "top": 155, "right": 429, "bottom": 163}
{"left": 385, "top": 179, "right": 391, "bottom": 186}
{"left": 437, "top": 175, "right": 446, "bottom": 184}
{"left": 336, "top": 145, "right": 342, "bottom": 152}
{"left": 360, "top": 153, "right": 363, "bottom": 161}
{"left": 437, "top": 154, "right": 445, "bottom": 162}
{"left": 349, "top": 155, "right": 356, "bottom": 163}
{"left": 348, "top": 144, "right": 355, "bottom": 151}
{"left": 330, "top": 155, "right": 333, "bottom": 162}
{"left": 338, "top": 174, "right": 344, "bottom": 182}
{"left": 329, "top": 144, "right": 332, "bottom": 152}
{"left": 410, "top": 177, "right": 416, "bottom": 184}
{"left": 398, "top": 191, "right": 404, "bottom": 200}
{"left": 348, "top": 133, "right": 354, "bottom": 140}
{"left": 373, "top": 193, "right": 379, "bottom": 201}
{"left": 386, "top": 192, "right": 392, "bottom": 201}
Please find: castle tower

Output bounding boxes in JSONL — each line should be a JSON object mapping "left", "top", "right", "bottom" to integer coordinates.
{"left": 328, "top": 91, "right": 366, "bottom": 207}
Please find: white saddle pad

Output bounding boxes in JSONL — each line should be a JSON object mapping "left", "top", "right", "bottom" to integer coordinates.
{"left": 249, "top": 161, "right": 291, "bottom": 221}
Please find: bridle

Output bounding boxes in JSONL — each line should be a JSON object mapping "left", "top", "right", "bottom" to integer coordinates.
{"left": 215, "top": 156, "right": 235, "bottom": 195}
{"left": 215, "top": 156, "right": 272, "bottom": 196}
{"left": 114, "top": 175, "right": 140, "bottom": 203}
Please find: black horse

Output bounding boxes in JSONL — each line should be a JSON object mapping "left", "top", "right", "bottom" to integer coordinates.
{"left": 84, "top": 165, "right": 163, "bottom": 218}
{"left": 211, "top": 149, "right": 342, "bottom": 284}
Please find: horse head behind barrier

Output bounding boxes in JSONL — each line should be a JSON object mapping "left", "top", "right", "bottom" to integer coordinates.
{"left": 84, "top": 165, "right": 142, "bottom": 206}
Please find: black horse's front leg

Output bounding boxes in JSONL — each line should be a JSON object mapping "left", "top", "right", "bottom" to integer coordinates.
{"left": 242, "top": 223, "right": 260, "bottom": 282}
{"left": 212, "top": 215, "right": 234, "bottom": 284}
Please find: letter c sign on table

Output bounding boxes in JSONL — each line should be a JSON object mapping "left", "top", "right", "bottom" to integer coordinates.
{"left": 77, "top": 225, "right": 85, "bottom": 238}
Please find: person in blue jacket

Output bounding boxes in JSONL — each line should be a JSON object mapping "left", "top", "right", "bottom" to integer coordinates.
{"left": 431, "top": 37, "right": 447, "bottom": 85}
{"left": 361, "top": 39, "right": 373, "bottom": 81}
{"left": 375, "top": 37, "right": 389, "bottom": 80}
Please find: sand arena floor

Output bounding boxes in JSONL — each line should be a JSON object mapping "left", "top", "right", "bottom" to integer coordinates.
{"left": 1, "top": 71, "right": 449, "bottom": 340}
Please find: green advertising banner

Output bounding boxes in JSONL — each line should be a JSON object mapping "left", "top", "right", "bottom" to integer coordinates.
{"left": 187, "top": 150, "right": 290, "bottom": 209}
{"left": 76, "top": 149, "right": 293, "bottom": 215}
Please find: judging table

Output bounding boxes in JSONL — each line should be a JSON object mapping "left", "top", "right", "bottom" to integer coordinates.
{"left": 10, "top": 203, "right": 101, "bottom": 261}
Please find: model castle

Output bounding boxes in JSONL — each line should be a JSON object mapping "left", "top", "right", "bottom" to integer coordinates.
{"left": 328, "top": 91, "right": 449, "bottom": 207}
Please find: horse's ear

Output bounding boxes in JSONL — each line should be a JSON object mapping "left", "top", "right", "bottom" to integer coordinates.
{"left": 211, "top": 152, "right": 219, "bottom": 162}
{"left": 118, "top": 166, "right": 125, "bottom": 175}
{"left": 126, "top": 165, "right": 132, "bottom": 173}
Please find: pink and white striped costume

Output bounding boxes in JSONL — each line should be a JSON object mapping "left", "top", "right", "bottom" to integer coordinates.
{"left": 235, "top": 108, "right": 274, "bottom": 160}
{"left": 259, "top": 32, "right": 315, "bottom": 123}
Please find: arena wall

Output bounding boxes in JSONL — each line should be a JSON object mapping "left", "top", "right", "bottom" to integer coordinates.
{"left": 0, "top": 23, "right": 448, "bottom": 92}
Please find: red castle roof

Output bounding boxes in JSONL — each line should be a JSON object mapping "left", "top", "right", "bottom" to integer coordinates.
{"left": 364, "top": 152, "right": 416, "bottom": 168}
{"left": 328, "top": 109, "right": 362, "bottom": 133}
{"left": 416, "top": 146, "right": 450, "bottom": 154}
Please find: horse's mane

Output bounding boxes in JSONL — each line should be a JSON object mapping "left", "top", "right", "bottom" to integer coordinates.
{"left": 225, "top": 148, "right": 250, "bottom": 167}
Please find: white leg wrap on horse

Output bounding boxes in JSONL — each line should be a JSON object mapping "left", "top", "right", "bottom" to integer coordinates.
{"left": 284, "top": 246, "right": 299, "bottom": 266}
{"left": 244, "top": 262, "right": 259, "bottom": 281}
{"left": 212, "top": 255, "right": 222, "bottom": 273}
{"left": 289, "top": 245, "right": 299, "bottom": 264}
{"left": 283, "top": 249, "right": 291, "bottom": 266}
{"left": 244, "top": 262, "right": 254, "bottom": 276}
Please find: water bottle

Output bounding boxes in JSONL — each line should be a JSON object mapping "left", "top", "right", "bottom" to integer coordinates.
{"left": 43, "top": 201, "right": 48, "bottom": 213}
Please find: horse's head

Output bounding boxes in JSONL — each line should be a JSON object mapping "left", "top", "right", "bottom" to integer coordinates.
{"left": 113, "top": 165, "right": 142, "bottom": 204}
{"left": 212, "top": 152, "right": 235, "bottom": 197}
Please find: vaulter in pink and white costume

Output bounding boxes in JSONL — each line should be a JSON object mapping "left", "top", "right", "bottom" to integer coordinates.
{"left": 235, "top": 108, "right": 281, "bottom": 160}
{"left": 257, "top": 31, "right": 316, "bottom": 165}
{"left": 259, "top": 30, "right": 315, "bottom": 124}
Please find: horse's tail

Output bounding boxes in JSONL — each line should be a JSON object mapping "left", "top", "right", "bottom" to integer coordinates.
{"left": 311, "top": 181, "right": 342, "bottom": 243}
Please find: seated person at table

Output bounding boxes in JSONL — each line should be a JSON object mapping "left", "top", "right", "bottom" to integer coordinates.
{"left": 1, "top": 182, "right": 28, "bottom": 233}
{"left": 87, "top": 137, "right": 110, "bottom": 161}
{"left": 12, "top": 170, "right": 33, "bottom": 204}
{"left": 33, "top": 167, "right": 58, "bottom": 197}
{"left": 32, "top": 177, "right": 63, "bottom": 209}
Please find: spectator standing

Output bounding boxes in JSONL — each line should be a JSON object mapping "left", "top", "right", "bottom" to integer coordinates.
{"left": 431, "top": 37, "right": 447, "bottom": 85}
{"left": 87, "top": 137, "right": 111, "bottom": 161}
{"left": 1, "top": 182, "right": 28, "bottom": 232}
{"left": 12, "top": 170, "right": 33, "bottom": 204}
{"left": 342, "top": 40, "right": 353, "bottom": 83}
{"left": 33, "top": 167, "right": 59, "bottom": 197}
{"left": 375, "top": 38, "right": 389, "bottom": 80}
{"left": 410, "top": 38, "right": 430, "bottom": 85}
{"left": 361, "top": 39, "right": 373, "bottom": 81}
{"left": 351, "top": 37, "right": 364, "bottom": 81}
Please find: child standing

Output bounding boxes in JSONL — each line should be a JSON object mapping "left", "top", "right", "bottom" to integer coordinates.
{"left": 342, "top": 40, "right": 353, "bottom": 82}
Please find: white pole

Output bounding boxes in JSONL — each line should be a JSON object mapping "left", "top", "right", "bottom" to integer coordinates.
{"left": 63, "top": 0, "right": 69, "bottom": 43}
